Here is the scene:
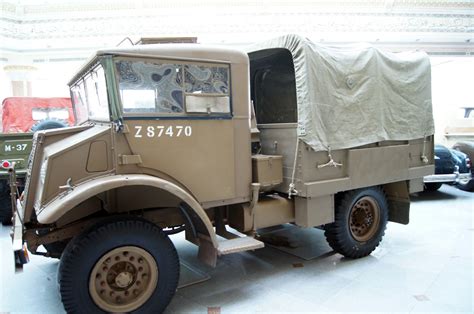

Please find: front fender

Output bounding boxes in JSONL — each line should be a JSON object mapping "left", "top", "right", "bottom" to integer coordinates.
{"left": 36, "top": 174, "right": 218, "bottom": 248}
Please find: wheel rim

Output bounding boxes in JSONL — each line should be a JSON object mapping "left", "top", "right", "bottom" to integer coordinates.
{"left": 89, "top": 246, "right": 158, "bottom": 313}
{"left": 349, "top": 196, "right": 381, "bottom": 242}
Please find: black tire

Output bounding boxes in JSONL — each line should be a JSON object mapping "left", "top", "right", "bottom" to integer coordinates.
{"left": 58, "top": 218, "right": 179, "bottom": 314}
{"left": 456, "top": 178, "right": 474, "bottom": 192}
{"left": 424, "top": 182, "right": 442, "bottom": 192}
{"left": 31, "top": 119, "right": 67, "bottom": 132}
{"left": 0, "top": 190, "right": 12, "bottom": 225}
{"left": 324, "top": 187, "right": 388, "bottom": 259}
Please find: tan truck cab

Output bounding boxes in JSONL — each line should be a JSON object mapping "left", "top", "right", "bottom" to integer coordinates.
{"left": 11, "top": 35, "right": 434, "bottom": 313}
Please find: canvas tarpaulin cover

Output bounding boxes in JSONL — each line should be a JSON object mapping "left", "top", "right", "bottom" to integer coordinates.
{"left": 247, "top": 34, "right": 434, "bottom": 152}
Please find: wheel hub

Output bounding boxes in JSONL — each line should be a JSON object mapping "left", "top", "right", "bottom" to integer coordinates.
{"left": 115, "top": 271, "right": 134, "bottom": 288}
{"left": 89, "top": 246, "right": 159, "bottom": 312}
{"left": 349, "top": 196, "right": 381, "bottom": 242}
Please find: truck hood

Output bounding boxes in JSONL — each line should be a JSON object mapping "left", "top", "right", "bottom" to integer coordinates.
{"left": 21, "top": 124, "right": 111, "bottom": 222}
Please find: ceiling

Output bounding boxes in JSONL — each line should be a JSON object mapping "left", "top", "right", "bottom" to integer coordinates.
{"left": 1, "top": 0, "right": 473, "bottom": 64}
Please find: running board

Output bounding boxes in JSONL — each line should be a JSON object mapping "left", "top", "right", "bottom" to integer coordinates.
{"left": 217, "top": 236, "right": 264, "bottom": 255}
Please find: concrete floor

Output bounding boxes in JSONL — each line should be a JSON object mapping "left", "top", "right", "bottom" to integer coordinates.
{"left": 0, "top": 184, "right": 473, "bottom": 313}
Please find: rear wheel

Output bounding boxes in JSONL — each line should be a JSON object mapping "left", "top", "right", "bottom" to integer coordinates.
{"left": 324, "top": 187, "right": 388, "bottom": 258}
{"left": 424, "top": 182, "right": 442, "bottom": 192}
{"left": 456, "top": 177, "right": 474, "bottom": 192}
{"left": 58, "top": 218, "right": 179, "bottom": 313}
{"left": 30, "top": 119, "right": 67, "bottom": 132}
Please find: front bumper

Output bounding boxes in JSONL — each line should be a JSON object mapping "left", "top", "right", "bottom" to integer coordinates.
{"left": 423, "top": 171, "right": 472, "bottom": 184}
{"left": 0, "top": 169, "right": 28, "bottom": 178}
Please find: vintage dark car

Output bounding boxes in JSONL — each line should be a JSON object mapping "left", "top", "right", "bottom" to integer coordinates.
{"left": 423, "top": 144, "right": 472, "bottom": 191}
{"left": 452, "top": 141, "right": 474, "bottom": 191}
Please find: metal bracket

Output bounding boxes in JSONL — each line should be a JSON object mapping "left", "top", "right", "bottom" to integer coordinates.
{"left": 287, "top": 182, "right": 298, "bottom": 199}
{"left": 59, "top": 178, "right": 74, "bottom": 192}
{"left": 113, "top": 119, "right": 124, "bottom": 133}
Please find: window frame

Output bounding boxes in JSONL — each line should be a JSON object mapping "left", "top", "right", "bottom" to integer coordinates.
{"left": 70, "top": 62, "right": 111, "bottom": 124}
{"left": 113, "top": 56, "right": 233, "bottom": 120}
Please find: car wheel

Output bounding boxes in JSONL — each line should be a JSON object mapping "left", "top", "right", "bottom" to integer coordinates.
{"left": 456, "top": 177, "right": 474, "bottom": 192}
{"left": 30, "top": 119, "right": 67, "bottom": 132}
{"left": 424, "top": 182, "right": 442, "bottom": 192}
{"left": 324, "top": 187, "right": 388, "bottom": 258}
{"left": 58, "top": 218, "right": 179, "bottom": 313}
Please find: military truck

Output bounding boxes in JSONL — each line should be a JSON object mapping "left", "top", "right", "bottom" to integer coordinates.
{"left": 10, "top": 34, "right": 434, "bottom": 313}
{"left": 0, "top": 97, "right": 74, "bottom": 225}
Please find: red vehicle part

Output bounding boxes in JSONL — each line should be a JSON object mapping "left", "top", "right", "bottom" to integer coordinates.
{"left": 1, "top": 97, "right": 74, "bottom": 133}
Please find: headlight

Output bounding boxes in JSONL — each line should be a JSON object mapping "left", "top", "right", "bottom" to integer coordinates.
{"left": 39, "top": 159, "right": 48, "bottom": 185}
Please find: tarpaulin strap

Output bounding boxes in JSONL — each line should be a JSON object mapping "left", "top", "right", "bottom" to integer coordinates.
{"left": 421, "top": 135, "right": 429, "bottom": 164}
{"left": 317, "top": 146, "right": 343, "bottom": 169}
{"left": 288, "top": 139, "right": 300, "bottom": 199}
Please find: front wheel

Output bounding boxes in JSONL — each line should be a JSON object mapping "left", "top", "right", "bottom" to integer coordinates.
{"left": 58, "top": 218, "right": 180, "bottom": 314}
{"left": 324, "top": 187, "right": 388, "bottom": 258}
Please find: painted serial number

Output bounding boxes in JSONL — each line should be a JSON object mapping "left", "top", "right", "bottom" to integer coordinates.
{"left": 134, "top": 126, "right": 192, "bottom": 138}
{"left": 4, "top": 143, "right": 28, "bottom": 152}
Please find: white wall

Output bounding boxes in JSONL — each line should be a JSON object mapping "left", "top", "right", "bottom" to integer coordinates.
{"left": 31, "top": 61, "right": 84, "bottom": 97}
{"left": 430, "top": 56, "right": 474, "bottom": 145}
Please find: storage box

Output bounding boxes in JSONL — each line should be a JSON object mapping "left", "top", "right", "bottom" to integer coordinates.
{"left": 252, "top": 154, "right": 283, "bottom": 190}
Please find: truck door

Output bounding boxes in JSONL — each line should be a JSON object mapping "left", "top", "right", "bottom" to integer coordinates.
{"left": 114, "top": 57, "right": 236, "bottom": 203}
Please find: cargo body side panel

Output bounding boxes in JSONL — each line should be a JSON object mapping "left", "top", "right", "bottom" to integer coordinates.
{"left": 258, "top": 124, "right": 434, "bottom": 227}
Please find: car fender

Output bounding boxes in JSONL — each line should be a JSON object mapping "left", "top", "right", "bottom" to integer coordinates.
{"left": 36, "top": 174, "right": 218, "bottom": 248}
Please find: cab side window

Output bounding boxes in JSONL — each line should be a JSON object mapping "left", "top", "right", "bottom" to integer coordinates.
{"left": 184, "top": 65, "right": 230, "bottom": 114}
{"left": 115, "top": 58, "right": 231, "bottom": 116}
{"left": 115, "top": 60, "right": 184, "bottom": 114}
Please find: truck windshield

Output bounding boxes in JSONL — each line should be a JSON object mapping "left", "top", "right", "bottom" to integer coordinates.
{"left": 70, "top": 64, "right": 109, "bottom": 124}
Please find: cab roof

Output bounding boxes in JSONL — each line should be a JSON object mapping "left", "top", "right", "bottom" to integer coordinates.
{"left": 69, "top": 44, "right": 248, "bottom": 86}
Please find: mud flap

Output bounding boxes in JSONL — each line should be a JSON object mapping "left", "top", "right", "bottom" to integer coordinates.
{"left": 198, "top": 238, "right": 217, "bottom": 267}
{"left": 387, "top": 199, "right": 410, "bottom": 225}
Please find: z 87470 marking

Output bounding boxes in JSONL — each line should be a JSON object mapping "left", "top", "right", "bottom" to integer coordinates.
{"left": 134, "top": 125, "right": 192, "bottom": 138}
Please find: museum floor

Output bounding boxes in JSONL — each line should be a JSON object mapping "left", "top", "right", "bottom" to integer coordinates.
{"left": 1, "top": 184, "right": 472, "bottom": 313}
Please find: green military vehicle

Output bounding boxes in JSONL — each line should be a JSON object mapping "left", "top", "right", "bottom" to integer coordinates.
{"left": 0, "top": 97, "right": 74, "bottom": 225}
{"left": 10, "top": 35, "right": 434, "bottom": 313}
{"left": 0, "top": 133, "right": 32, "bottom": 224}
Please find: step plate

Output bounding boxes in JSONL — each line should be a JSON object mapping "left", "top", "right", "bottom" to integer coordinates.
{"left": 217, "top": 236, "right": 265, "bottom": 255}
